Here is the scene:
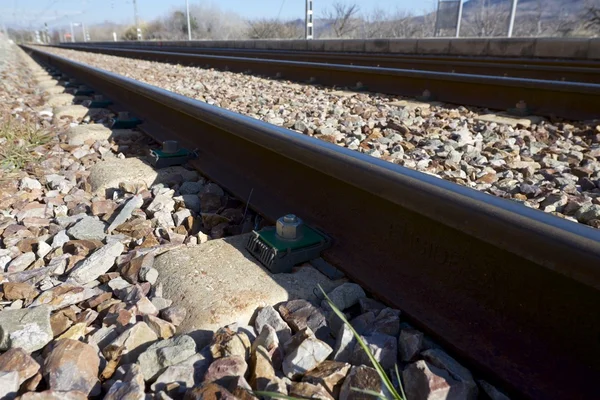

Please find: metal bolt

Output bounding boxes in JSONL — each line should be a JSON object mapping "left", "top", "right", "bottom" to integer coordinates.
{"left": 93, "top": 95, "right": 104, "bottom": 101}
{"left": 69, "top": 78, "right": 77, "bottom": 83}
{"left": 78, "top": 85, "right": 87, "bottom": 90}
{"left": 117, "top": 111, "right": 129, "bottom": 120}
{"left": 423, "top": 89, "right": 431, "bottom": 98}
{"left": 356, "top": 81, "right": 363, "bottom": 89}
{"left": 276, "top": 214, "right": 303, "bottom": 240}
{"left": 516, "top": 100, "right": 527, "bottom": 110}
{"left": 275, "top": 72, "right": 282, "bottom": 78}
{"left": 162, "top": 140, "right": 179, "bottom": 154}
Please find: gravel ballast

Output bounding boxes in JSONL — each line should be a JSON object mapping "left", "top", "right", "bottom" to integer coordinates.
{"left": 36, "top": 46, "right": 600, "bottom": 229}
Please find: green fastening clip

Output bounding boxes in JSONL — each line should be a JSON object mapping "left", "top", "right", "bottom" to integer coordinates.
{"left": 110, "top": 112, "right": 142, "bottom": 129}
{"left": 246, "top": 214, "right": 332, "bottom": 274}
{"left": 149, "top": 140, "right": 198, "bottom": 169}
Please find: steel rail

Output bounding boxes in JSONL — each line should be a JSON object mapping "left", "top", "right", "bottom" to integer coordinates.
{"left": 59, "top": 42, "right": 600, "bottom": 84}
{"left": 25, "top": 45, "right": 600, "bottom": 400}
{"left": 50, "top": 44, "right": 600, "bottom": 121}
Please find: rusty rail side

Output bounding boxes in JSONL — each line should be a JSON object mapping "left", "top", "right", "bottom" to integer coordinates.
{"left": 59, "top": 43, "right": 600, "bottom": 83}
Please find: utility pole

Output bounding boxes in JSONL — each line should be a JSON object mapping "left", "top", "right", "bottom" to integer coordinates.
{"left": 455, "top": 0, "right": 463, "bottom": 37}
{"left": 507, "top": 0, "right": 518, "bottom": 37}
{"left": 305, "top": 0, "right": 313, "bottom": 39}
{"left": 70, "top": 22, "right": 75, "bottom": 42}
{"left": 133, "top": 0, "right": 142, "bottom": 40}
{"left": 185, "top": 0, "right": 191, "bottom": 40}
{"left": 82, "top": 22, "right": 86, "bottom": 42}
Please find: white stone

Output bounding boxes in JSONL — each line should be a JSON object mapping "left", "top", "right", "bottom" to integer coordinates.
{"left": 68, "top": 242, "right": 125, "bottom": 284}
{"left": 20, "top": 177, "right": 42, "bottom": 190}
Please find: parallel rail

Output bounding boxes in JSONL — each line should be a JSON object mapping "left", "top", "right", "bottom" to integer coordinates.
{"left": 60, "top": 43, "right": 600, "bottom": 84}
{"left": 53, "top": 44, "right": 600, "bottom": 120}
{"left": 25, "top": 45, "right": 600, "bottom": 400}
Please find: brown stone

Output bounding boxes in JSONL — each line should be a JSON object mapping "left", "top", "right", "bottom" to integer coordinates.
{"left": 115, "top": 219, "right": 153, "bottom": 239}
{"left": 83, "top": 291, "right": 113, "bottom": 309}
{"left": 279, "top": 299, "right": 330, "bottom": 342}
{"left": 57, "top": 322, "right": 87, "bottom": 340}
{"left": 17, "top": 238, "right": 39, "bottom": 253}
{"left": 20, "top": 390, "right": 88, "bottom": 400}
{"left": 2, "top": 224, "right": 29, "bottom": 239}
{"left": 183, "top": 216, "right": 202, "bottom": 235}
{"left": 139, "top": 235, "right": 160, "bottom": 248}
{"left": 22, "top": 218, "right": 51, "bottom": 228}
{"left": 185, "top": 382, "right": 237, "bottom": 400}
{"left": 30, "top": 283, "right": 100, "bottom": 311}
{"left": 91, "top": 200, "right": 117, "bottom": 216}
{"left": 161, "top": 305, "right": 186, "bottom": 326}
{"left": 143, "top": 315, "right": 176, "bottom": 339}
{"left": 2, "top": 282, "right": 38, "bottom": 301}
{"left": 22, "top": 371, "right": 43, "bottom": 392}
{"left": 120, "top": 253, "right": 154, "bottom": 284}
{"left": 103, "top": 321, "right": 158, "bottom": 363}
{"left": 63, "top": 240, "right": 103, "bottom": 256}
{"left": 43, "top": 339, "right": 100, "bottom": 395}
{"left": 204, "top": 355, "right": 248, "bottom": 383}
{"left": 303, "top": 360, "right": 351, "bottom": 396}
{"left": 339, "top": 365, "right": 381, "bottom": 400}
{"left": 249, "top": 345, "right": 275, "bottom": 391}
{"left": 403, "top": 360, "right": 472, "bottom": 400}
{"left": 201, "top": 213, "right": 230, "bottom": 230}
{"left": 572, "top": 166, "right": 593, "bottom": 178}
{"left": 96, "top": 299, "right": 123, "bottom": 314}
{"left": 98, "top": 272, "right": 122, "bottom": 283}
{"left": 221, "top": 376, "right": 257, "bottom": 400}
{"left": 135, "top": 296, "right": 159, "bottom": 316}
{"left": 112, "top": 308, "right": 136, "bottom": 329}
{"left": 75, "top": 308, "right": 99, "bottom": 326}
{"left": 210, "top": 327, "right": 251, "bottom": 360}
{"left": 175, "top": 225, "right": 188, "bottom": 236}
{"left": 65, "top": 255, "right": 86, "bottom": 273}
{"left": 0, "top": 348, "right": 40, "bottom": 388}
{"left": 50, "top": 313, "right": 73, "bottom": 337}
{"left": 291, "top": 382, "right": 335, "bottom": 400}
{"left": 514, "top": 193, "right": 528, "bottom": 201}
{"left": 476, "top": 172, "right": 498, "bottom": 184}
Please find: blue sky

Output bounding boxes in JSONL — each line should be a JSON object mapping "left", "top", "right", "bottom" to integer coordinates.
{"left": 3, "top": 0, "right": 437, "bottom": 28}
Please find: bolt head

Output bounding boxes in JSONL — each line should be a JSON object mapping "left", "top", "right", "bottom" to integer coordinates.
{"left": 162, "top": 140, "right": 179, "bottom": 154}
{"left": 276, "top": 214, "right": 303, "bottom": 240}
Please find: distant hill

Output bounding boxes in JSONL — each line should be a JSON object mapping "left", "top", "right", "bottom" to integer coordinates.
{"left": 463, "top": 0, "right": 588, "bottom": 15}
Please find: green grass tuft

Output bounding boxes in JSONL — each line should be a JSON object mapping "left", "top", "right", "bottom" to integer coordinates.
{"left": 0, "top": 111, "right": 52, "bottom": 171}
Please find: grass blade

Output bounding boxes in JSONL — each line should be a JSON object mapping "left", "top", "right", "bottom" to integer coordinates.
{"left": 318, "top": 284, "right": 403, "bottom": 400}
{"left": 350, "top": 387, "right": 389, "bottom": 399}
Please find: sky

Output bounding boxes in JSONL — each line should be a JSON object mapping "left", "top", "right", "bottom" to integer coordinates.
{"left": 1, "top": 0, "right": 437, "bottom": 29}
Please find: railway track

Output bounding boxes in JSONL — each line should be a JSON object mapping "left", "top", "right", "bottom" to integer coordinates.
{"left": 60, "top": 43, "right": 600, "bottom": 84}
{"left": 24, "top": 44, "right": 600, "bottom": 400}
{"left": 53, "top": 43, "right": 600, "bottom": 121}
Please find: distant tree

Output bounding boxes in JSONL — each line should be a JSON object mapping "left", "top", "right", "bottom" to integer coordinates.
{"left": 247, "top": 19, "right": 302, "bottom": 39}
{"left": 323, "top": 2, "right": 360, "bottom": 38}
{"left": 461, "top": 0, "right": 510, "bottom": 37}
{"left": 585, "top": 6, "right": 600, "bottom": 31}
{"left": 121, "top": 25, "right": 141, "bottom": 41}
